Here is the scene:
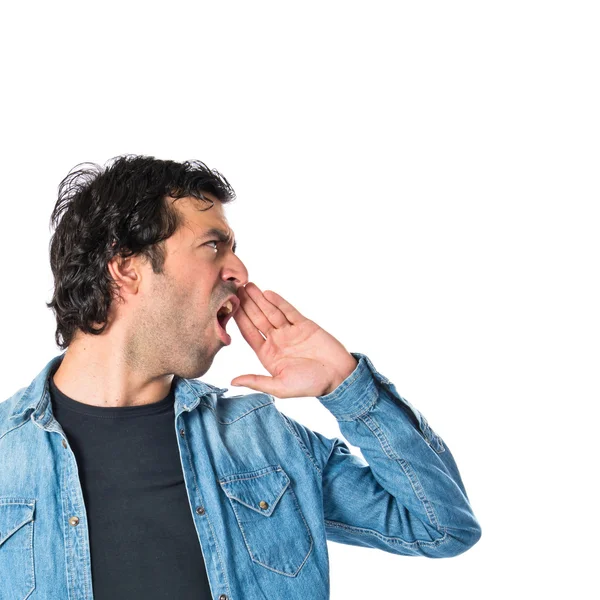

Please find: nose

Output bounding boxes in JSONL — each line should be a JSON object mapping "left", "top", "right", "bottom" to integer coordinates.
{"left": 223, "top": 254, "right": 249, "bottom": 292}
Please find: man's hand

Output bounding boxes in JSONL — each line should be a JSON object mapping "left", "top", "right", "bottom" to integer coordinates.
{"left": 230, "top": 282, "right": 358, "bottom": 398}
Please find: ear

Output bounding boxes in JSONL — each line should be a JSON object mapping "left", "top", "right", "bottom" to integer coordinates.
{"left": 107, "top": 251, "right": 142, "bottom": 300}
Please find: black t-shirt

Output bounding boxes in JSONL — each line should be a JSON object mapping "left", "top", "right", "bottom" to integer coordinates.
{"left": 49, "top": 367, "right": 212, "bottom": 600}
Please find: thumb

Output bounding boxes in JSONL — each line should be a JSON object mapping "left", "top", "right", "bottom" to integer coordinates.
{"left": 230, "top": 374, "right": 282, "bottom": 397}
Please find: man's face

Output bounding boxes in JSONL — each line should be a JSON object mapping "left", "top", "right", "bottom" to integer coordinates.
{"left": 129, "top": 193, "right": 248, "bottom": 378}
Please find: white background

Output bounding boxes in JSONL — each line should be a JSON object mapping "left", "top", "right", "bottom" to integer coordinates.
{"left": 1, "top": 1, "right": 598, "bottom": 598}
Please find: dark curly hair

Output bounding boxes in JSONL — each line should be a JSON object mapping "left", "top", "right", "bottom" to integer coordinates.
{"left": 45, "top": 154, "right": 236, "bottom": 350}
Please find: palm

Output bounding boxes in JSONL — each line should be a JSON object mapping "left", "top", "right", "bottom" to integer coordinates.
{"left": 230, "top": 283, "right": 357, "bottom": 398}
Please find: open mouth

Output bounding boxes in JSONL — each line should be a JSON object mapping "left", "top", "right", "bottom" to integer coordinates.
{"left": 216, "top": 298, "right": 236, "bottom": 331}
{"left": 215, "top": 297, "right": 238, "bottom": 345}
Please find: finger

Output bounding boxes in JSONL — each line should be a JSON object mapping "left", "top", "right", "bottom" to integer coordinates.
{"left": 261, "top": 289, "right": 304, "bottom": 325}
{"left": 239, "top": 283, "right": 288, "bottom": 332}
{"left": 232, "top": 303, "right": 267, "bottom": 352}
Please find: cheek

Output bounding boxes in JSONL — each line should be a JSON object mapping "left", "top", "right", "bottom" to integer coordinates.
{"left": 191, "top": 286, "right": 216, "bottom": 321}
{"left": 175, "top": 262, "right": 217, "bottom": 317}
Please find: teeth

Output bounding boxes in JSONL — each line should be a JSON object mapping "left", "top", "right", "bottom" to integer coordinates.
{"left": 218, "top": 300, "right": 233, "bottom": 316}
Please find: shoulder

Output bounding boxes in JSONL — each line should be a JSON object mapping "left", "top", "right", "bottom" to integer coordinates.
{"left": 0, "top": 386, "right": 29, "bottom": 440}
{"left": 213, "top": 393, "right": 277, "bottom": 424}
{"left": 183, "top": 378, "right": 277, "bottom": 424}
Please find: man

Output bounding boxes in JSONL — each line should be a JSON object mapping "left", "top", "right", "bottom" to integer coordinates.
{"left": 0, "top": 155, "right": 481, "bottom": 600}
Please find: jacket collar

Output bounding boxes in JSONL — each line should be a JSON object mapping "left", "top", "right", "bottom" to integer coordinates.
{"left": 9, "top": 352, "right": 231, "bottom": 424}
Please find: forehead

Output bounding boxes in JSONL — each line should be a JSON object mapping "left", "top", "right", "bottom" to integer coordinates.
{"left": 172, "top": 193, "right": 234, "bottom": 240}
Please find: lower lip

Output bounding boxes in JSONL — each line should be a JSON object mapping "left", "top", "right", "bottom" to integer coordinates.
{"left": 216, "top": 317, "right": 232, "bottom": 345}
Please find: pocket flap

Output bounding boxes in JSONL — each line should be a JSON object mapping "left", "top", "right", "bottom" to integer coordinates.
{"left": 0, "top": 499, "right": 35, "bottom": 547}
{"left": 219, "top": 465, "right": 290, "bottom": 517}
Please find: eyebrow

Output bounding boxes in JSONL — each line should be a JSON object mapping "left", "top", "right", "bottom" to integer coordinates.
{"left": 199, "top": 228, "right": 238, "bottom": 254}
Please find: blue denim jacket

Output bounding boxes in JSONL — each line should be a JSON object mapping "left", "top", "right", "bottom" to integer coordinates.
{"left": 0, "top": 351, "right": 481, "bottom": 599}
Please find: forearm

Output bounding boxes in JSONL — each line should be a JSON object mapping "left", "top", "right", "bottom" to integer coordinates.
{"left": 317, "top": 352, "right": 481, "bottom": 557}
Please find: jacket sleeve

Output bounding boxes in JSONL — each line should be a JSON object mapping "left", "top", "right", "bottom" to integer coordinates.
{"left": 279, "top": 352, "right": 482, "bottom": 558}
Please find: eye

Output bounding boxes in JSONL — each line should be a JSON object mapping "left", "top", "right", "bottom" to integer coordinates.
{"left": 203, "top": 239, "right": 238, "bottom": 255}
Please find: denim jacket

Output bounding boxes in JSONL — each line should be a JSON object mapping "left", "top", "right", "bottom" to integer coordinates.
{"left": 0, "top": 351, "right": 481, "bottom": 600}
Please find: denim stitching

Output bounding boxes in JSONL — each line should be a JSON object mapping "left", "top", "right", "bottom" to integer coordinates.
{"left": 338, "top": 392, "right": 378, "bottom": 422}
{"left": 324, "top": 518, "right": 448, "bottom": 550}
{"left": 359, "top": 413, "right": 441, "bottom": 529}
{"left": 180, "top": 422, "right": 232, "bottom": 598}
{"left": 0, "top": 501, "right": 35, "bottom": 537}
{"left": 25, "top": 515, "right": 34, "bottom": 599}
{"left": 72, "top": 446, "right": 93, "bottom": 600}
{"left": 0, "top": 418, "right": 29, "bottom": 442}
{"left": 0, "top": 503, "right": 38, "bottom": 599}
{"left": 218, "top": 464, "right": 284, "bottom": 483}
{"left": 202, "top": 401, "right": 274, "bottom": 424}
{"left": 60, "top": 431, "right": 92, "bottom": 600}
{"left": 219, "top": 468, "right": 289, "bottom": 515}
{"left": 74, "top": 465, "right": 93, "bottom": 600}
{"left": 223, "top": 482, "right": 288, "bottom": 515}
{"left": 226, "top": 486, "right": 313, "bottom": 577}
{"left": 60, "top": 438, "right": 76, "bottom": 599}
{"left": 180, "top": 379, "right": 275, "bottom": 423}
{"left": 50, "top": 414, "right": 93, "bottom": 600}
{"left": 318, "top": 357, "right": 365, "bottom": 401}
{"left": 203, "top": 508, "right": 234, "bottom": 594}
{"left": 278, "top": 413, "right": 323, "bottom": 477}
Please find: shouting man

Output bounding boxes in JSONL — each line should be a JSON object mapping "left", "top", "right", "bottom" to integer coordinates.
{"left": 0, "top": 155, "right": 481, "bottom": 600}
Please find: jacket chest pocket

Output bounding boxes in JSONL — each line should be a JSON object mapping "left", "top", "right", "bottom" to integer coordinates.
{"left": 219, "top": 465, "right": 313, "bottom": 577}
{"left": 0, "top": 498, "right": 36, "bottom": 600}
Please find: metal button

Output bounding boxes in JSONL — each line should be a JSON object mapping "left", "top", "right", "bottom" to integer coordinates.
{"left": 259, "top": 500, "right": 268, "bottom": 510}
{"left": 180, "top": 428, "right": 185, "bottom": 436}
{"left": 219, "top": 595, "right": 228, "bottom": 600}
{"left": 196, "top": 506, "right": 205, "bottom": 515}
{"left": 69, "top": 516, "right": 80, "bottom": 526}
{"left": 62, "top": 439, "right": 67, "bottom": 448}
